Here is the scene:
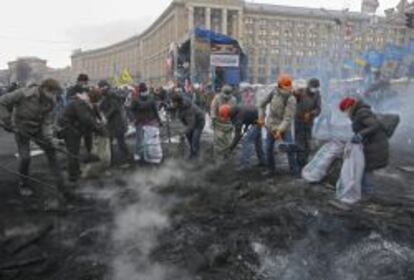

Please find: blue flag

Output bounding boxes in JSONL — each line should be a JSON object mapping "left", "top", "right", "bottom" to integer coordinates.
{"left": 366, "top": 49, "right": 384, "bottom": 68}
{"left": 407, "top": 40, "right": 414, "bottom": 54}
{"left": 384, "top": 44, "right": 405, "bottom": 61}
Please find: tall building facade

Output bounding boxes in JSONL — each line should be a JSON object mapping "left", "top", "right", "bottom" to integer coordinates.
{"left": 71, "top": 0, "right": 411, "bottom": 84}
{"left": 7, "top": 57, "right": 72, "bottom": 86}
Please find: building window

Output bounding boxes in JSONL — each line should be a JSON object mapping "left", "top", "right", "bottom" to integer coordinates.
{"left": 271, "top": 67, "right": 280, "bottom": 77}
{"left": 258, "top": 56, "right": 267, "bottom": 65}
{"left": 271, "top": 40, "right": 279, "bottom": 46}
{"left": 228, "top": 10, "right": 239, "bottom": 37}
{"left": 194, "top": 7, "right": 206, "bottom": 28}
{"left": 270, "top": 48, "right": 280, "bottom": 54}
{"left": 259, "top": 29, "right": 267, "bottom": 36}
{"left": 245, "top": 17, "right": 254, "bottom": 25}
{"left": 258, "top": 67, "right": 266, "bottom": 76}
{"left": 211, "top": 9, "right": 222, "bottom": 33}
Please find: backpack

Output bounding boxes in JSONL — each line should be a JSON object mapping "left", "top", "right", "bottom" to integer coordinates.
{"left": 269, "top": 89, "right": 291, "bottom": 108}
{"left": 377, "top": 113, "right": 400, "bottom": 138}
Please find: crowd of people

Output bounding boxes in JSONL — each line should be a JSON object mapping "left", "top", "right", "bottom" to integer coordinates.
{"left": 0, "top": 72, "right": 391, "bottom": 207}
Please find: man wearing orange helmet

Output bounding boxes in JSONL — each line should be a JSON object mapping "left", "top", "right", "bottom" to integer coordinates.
{"left": 258, "top": 74, "right": 300, "bottom": 177}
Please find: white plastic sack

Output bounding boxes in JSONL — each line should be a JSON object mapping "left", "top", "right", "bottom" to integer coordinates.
{"left": 336, "top": 143, "right": 365, "bottom": 204}
{"left": 302, "top": 140, "right": 346, "bottom": 183}
{"left": 83, "top": 136, "right": 111, "bottom": 178}
{"left": 143, "top": 126, "right": 163, "bottom": 164}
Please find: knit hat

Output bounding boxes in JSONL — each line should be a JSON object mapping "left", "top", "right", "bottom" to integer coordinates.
{"left": 138, "top": 82, "right": 148, "bottom": 93}
{"left": 339, "top": 97, "right": 357, "bottom": 111}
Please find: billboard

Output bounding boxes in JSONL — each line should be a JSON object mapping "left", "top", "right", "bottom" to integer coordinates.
{"left": 210, "top": 54, "right": 240, "bottom": 67}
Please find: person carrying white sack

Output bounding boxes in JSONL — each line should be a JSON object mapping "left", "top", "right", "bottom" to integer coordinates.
{"left": 338, "top": 97, "right": 390, "bottom": 196}
{"left": 130, "top": 82, "right": 163, "bottom": 164}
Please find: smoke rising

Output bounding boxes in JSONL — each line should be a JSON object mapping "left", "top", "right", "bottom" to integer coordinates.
{"left": 108, "top": 161, "right": 189, "bottom": 280}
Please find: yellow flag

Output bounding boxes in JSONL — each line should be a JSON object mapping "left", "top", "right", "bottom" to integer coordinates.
{"left": 355, "top": 58, "right": 367, "bottom": 67}
{"left": 118, "top": 68, "right": 133, "bottom": 85}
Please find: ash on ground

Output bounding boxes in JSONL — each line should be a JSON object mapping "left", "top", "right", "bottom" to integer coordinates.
{"left": 1, "top": 143, "right": 414, "bottom": 280}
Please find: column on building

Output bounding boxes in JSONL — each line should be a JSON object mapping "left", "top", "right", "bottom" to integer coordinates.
{"left": 206, "top": 7, "right": 211, "bottom": 29}
{"left": 238, "top": 9, "right": 243, "bottom": 40}
{"left": 188, "top": 6, "right": 194, "bottom": 32}
{"left": 222, "top": 8, "right": 228, "bottom": 35}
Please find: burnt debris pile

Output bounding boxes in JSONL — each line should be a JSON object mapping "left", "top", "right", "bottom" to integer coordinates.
{"left": 1, "top": 156, "right": 414, "bottom": 280}
{"left": 151, "top": 163, "right": 414, "bottom": 280}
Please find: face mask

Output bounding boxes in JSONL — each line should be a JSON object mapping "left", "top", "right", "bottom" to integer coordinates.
{"left": 309, "top": 87, "right": 320, "bottom": 94}
{"left": 100, "top": 86, "right": 109, "bottom": 94}
{"left": 279, "top": 88, "right": 291, "bottom": 95}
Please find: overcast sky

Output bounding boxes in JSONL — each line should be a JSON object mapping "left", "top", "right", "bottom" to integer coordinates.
{"left": 0, "top": 0, "right": 402, "bottom": 69}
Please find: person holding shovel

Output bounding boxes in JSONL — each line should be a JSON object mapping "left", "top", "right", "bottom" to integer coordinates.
{"left": 171, "top": 93, "right": 205, "bottom": 159}
{"left": 0, "top": 79, "right": 67, "bottom": 198}
{"left": 223, "top": 105, "right": 265, "bottom": 171}
{"left": 210, "top": 85, "right": 237, "bottom": 160}
{"left": 258, "top": 74, "right": 300, "bottom": 177}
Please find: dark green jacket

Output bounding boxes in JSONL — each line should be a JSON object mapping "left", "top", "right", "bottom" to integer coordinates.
{"left": 351, "top": 101, "right": 389, "bottom": 171}
{"left": 0, "top": 87, "right": 54, "bottom": 138}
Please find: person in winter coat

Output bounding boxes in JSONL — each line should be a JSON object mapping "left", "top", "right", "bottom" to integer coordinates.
{"left": 98, "top": 80, "right": 131, "bottom": 164}
{"left": 258, "top": 74, "right": 300, "bottom": 177}
{"left": 339, "top": 97, "right": 389, "bottom": 195}
{"left": 225, "top": 105, "right": 265, "bottom": 171}
{"left": 293, "top": 78, "right": 322, "bottom": 169}
{"left": 130, "top": 83, "right": 163, "bottom": 162}
{"left": 59, "top": 88, "right": 105, "bottom": 183}
{"left": 171, "top": 94, "right": 206, "bottom": 159}
{"left": 66, "top": 74, "right": 93, "bottom": 158}
{"left": 66, "top": 73, "right": 89, "bottom": 101}
{"left": 210, "top": 85, "right": 237, "bottom": 159}
{"left": 0, "top": 79, "right": 66, "bottom": 196}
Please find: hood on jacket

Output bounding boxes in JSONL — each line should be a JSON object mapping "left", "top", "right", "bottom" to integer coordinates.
{"left": 351, "top": 100, "right": 371, "bottom": 117}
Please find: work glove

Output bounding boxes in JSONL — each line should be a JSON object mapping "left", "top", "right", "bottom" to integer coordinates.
{"left": 272, "top": 130, "right": 283, "bottom": 140}
{"left": 2, "top": 118, "right": 13, "bottom": 133}
{"left": 303, "top": 112, "right": 312, "bottom": 123}
{"left": 256, "top": 117, "right": 265, "bottom": 128}
{"left": 179, "top": 133, "right": 186, "bottom": 143}
{"left": 351, "top": 133, "right": 363, "bottom": 144}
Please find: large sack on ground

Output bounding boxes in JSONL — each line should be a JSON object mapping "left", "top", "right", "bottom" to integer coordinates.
{"left": 336, "top": 143, "right": 365, "bottom": 204}
{"left": 143, "top": 125, "right": 163, "bottom": 164}
{"left": 83, "top": 136, "right": 111, "bottom": 178}
{"left": 213, "top": 121, "right": 234, "bottom": 157}
{"left": 302, "top": 140, "right": 345, "bottom": 183}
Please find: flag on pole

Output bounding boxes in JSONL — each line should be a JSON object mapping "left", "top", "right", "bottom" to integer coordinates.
{"left": 118, "top": 68, "right": 133, "bottom": 85}
{"left": 112, "top": 63, "right": 120, "bottom": 85}
{"left": 366, "top": 49, "right": 384, "bottom": 68}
